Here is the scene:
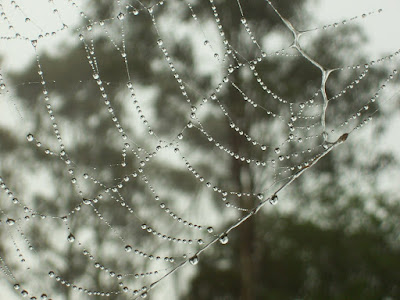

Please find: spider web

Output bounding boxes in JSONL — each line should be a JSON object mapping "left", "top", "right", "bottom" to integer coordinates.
{"left": 0, "top": 0, "right": 399, "bottom": 299}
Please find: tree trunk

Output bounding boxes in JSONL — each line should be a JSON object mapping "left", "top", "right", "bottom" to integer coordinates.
{"left": 229, "top": 75, "right": 256, "bottom": 300}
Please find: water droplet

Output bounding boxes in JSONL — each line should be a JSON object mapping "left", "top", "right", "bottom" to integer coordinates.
{"left": 274, "top": 147, "right": 281, "bottom": 154}
{"left": 117, "top": 12, "right": 125, "bottom": 20}
{"left": 269, "top": 195, "right": 278, "bottom": 205}
{"left": 14, "top": 284, "right": 20, "bottom": 290}
{"left": 6, "top": 218, "right": 15, "bottom": 225}
{"left": 67, "top": 233, "right": 75, "bottom": 243}
{"left": 26, "top": 133, "right": 34, "bottom": 142}
{"left": 189, "top": 255, "right": 199, "bottom": 265}
{"left": 219, "top": 234, "right": 229, "bottom": 245}
{"left": 83, "top": 198, "right": 92, "bottom": 205}
{"left": 322, "top": 131, "right": 328, "bottom": 140}
{"left": 257, "top": 193, "right": 263, "bottom": 200}
{"left": 177, "top": 133, "right": 183, "bottom": 140}
{"left": 207, "top": 226, "right": 213, "bottom": 233}
{"left": 125, "top": 245, "right": 132, "bottom": 252}
{"left": 21, "top": 290, "right": 28, "bottom": 297}
{"left": 0, "top": 83, "right": 5, "bottom": 90}
{"left": 140, "top": 292, "right": 147, "bottom": 298}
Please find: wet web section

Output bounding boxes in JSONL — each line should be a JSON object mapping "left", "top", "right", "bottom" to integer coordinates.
{"left": 0, "top": 0, "right": 399, "bottom": 299}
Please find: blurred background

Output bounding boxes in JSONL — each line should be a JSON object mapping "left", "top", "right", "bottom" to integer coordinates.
{"left": 0, "top": 0, "right": 399, "bottom": 299}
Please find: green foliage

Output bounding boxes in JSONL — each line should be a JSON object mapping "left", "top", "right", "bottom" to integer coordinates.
{"left": 186, "top": 214, "right": 400, "bottom": 300}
